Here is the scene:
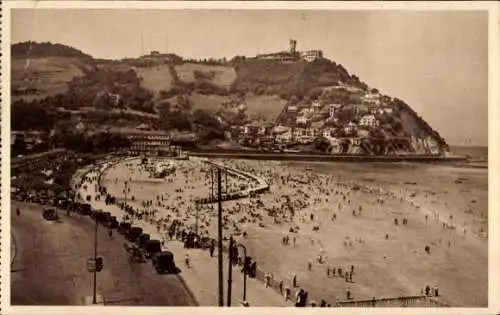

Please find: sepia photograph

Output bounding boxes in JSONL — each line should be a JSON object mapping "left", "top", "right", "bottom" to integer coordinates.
{"left": 2, "top": 1, "right": 499, "bottom": 314}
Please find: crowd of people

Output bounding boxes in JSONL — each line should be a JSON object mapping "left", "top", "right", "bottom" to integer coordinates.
{"left": 82, "top": 156, "right": 457, "bottom": 306}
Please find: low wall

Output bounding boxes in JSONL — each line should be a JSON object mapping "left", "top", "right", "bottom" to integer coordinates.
{"left": 188, "top": 151, "right": 467, "bottom": 163}
{"left": 336, "top": 296, "right": 449, "bottom": 307}
{"left": 195, "top": 159, "right": 269, "bottom": 204}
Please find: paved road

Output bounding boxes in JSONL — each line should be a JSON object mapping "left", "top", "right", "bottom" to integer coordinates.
{"left": 11, "top": 201, "right": 197, "bottom": 306}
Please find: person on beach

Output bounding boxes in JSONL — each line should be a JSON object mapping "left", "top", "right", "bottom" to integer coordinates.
{"left": 284, "top": 286, "right": 291, "bottom": 301}
{"left": 265, "top": 273, "right": 271, "bottom": 288}
{"left": 209, "top": 241, "right": 215, "bottom": 257}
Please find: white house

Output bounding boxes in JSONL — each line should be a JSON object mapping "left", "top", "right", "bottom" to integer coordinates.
{"left": 382, "top": 107, "right": 393, "bottom": 114}
{"left": 293, "top": 127, "right": 306, "bottom": 139}
{"left": 287, "top": 105, "right": 298, "bottom": 113}
{"left": 344, "top": 122, "right": 358, "bottom": 135}
{"left": 296, "top": 116, "right": 309, "bottom": 125}
{"left": 76, "top": 122, "right": 86, "bottom": 133}
{"left": 323, "top": 127, "right": 336, "bottom": 139}
{"left": 275, "top": 129, "right": 293, "bottom": 143}
{"left": 312, "top": 100, "right": 322, "bottom": 109}
{"left": 362, "top": 92, "right": 381, "bottom": 106}
{"left": 299, "top": 108, "right": 314, "bottom": 117}
{"left": 300, "top": 50, "right": 323, "bottom": 62}
{"left": 357, "top": 129, "right": 370, "bottom": 138}
{"left": 328, "top": 104, "right": 342, "bottom": 118}
{"left": 359, "top": 115, "right": 380, "bottom": 128}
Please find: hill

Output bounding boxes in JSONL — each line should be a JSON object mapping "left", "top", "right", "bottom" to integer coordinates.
{"left": 12, "top": 41, "right": 93, "bottom": 60}
{"left": 10, "top": 41, "right": 449, "bottom": 155}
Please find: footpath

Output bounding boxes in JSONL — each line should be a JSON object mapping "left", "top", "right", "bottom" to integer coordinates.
{"left": 78, "top": 166, "right": 291, "bottom": 307}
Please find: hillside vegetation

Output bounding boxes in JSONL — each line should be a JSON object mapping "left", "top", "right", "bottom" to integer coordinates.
{"left": 10, "top": 41, "right": 449, "bottom": 153}
{"left": 135, "top": 64, "right": 175, "bottom": 96}
{"left": 232, "top": 58, "right": 367, "bottom": 100}
{"left": 175, "top": 63, "right": 237, "bottom": 88}
{"left": 11, "top": 57, "right": 85, "bottom": 101}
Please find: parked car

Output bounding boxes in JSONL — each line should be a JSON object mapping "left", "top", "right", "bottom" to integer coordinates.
{"left": 118, "top": 222, "right": 132, "bottom": 235}
{"left": 77, "top": 203, "right": 91, "bottom": 215}
{"left": 136, "top": 233, "right": 151, "bottom": 248}
{"left": 107, "top": 216, "right": 119, "bottom": 229}
{"left": 143, "top": 239, "right": 162, "bottom": 259}
{"left": 152, "top": 251, "right": 176, "bottom": 274}
{"left": 127, "top": 227, "right": 143, "bottom": 242}
{"left": 42, "top": 208, "right": 59, "bottom": 221}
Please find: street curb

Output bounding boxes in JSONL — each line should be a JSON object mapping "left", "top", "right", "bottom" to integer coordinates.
{"left": 11, "top": 231, "right": 18, "bottom": 268}
{"left": 177, "top": 273, "right": 200, "bottom": 306}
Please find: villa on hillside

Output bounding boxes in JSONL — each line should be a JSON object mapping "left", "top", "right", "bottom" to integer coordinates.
{"left": 344, "top": 121, "right": 358, "bottom": 135}
{"left": 311, "top": 100, "right": 322, "bottom": 110}
{"left": 328, "top": 104, "right": 342, "bottom": 118}
{"left": 359, "top": 114, "right": 380, "bottom": 128}
{"left": 362, "top": 92, "right": 381, "bottom": 106}
{"left": 296, "top": 116, "right": 309, "bottom": 126}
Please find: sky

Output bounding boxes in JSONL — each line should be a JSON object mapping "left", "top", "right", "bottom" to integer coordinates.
{"left": 11, "top": 9, "right": 489, "bottom": 146}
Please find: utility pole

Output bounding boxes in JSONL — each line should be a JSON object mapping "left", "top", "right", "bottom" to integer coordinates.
{"left": 195, "top": 204, "right": 199, "bottom": 235}
{"left": 237, "top": 243, "right": 248, "bottom": 302}
{"left": 217, "top": 168, "right": 224, "bottom": 307}
{"left": 227, "top": 235, "right": 233, "bottom": 306}
{"left": 92, "top": 215, "right": 98, "bottom": 304}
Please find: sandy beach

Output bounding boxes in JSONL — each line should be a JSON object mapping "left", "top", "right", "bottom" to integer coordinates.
{"left": 99, "top": 157, "right": 487, "bottom": 307}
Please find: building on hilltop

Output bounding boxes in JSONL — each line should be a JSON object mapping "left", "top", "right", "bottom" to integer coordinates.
{"left": 300, "top": 50, "right": 323, "bottom": 62}
{"left": 254, "top": 39, "right": 323, "bottom": 63}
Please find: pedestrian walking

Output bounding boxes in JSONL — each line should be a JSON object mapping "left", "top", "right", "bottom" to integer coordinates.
{"left": 346, "top": 286, "right": 351, "bottom": 300}
{"left": 209, "top": 243, "right": 215, "bottom": 257}
{"left": 293, "top": 274, "right": 297, "bottom": 287}
{"left": 279, "top": 280, "right": 284, "bottom": 295}
{"left": 265, "top": 273, "right": 271, "bottom": 288}
{"left": 16, "top": 208, "right": 20, "bottom": 216}
{"left": 185, "top": 253, "right": 190, "bottom": 268}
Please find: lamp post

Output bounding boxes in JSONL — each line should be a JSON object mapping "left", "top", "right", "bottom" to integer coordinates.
{"left": 216, "top": 168, "right": 224, "bottom": 307}
{"left": 92, "top": 214, "right": 98, "bottom": 304}
{"left": 237, "top": 243, "right": 248, "bottom": 302}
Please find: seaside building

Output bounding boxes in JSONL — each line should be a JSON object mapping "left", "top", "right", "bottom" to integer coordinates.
{"left": 122, "top": 130, "right": 173, "bottom": 156}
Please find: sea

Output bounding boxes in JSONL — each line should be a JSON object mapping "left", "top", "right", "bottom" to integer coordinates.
{"left": 449, "top": 145, "right": 488, "bottom": 162}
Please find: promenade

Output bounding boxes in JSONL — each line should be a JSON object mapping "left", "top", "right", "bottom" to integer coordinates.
{"left": 78, "top": 164, "right": 290, "bottom": 307}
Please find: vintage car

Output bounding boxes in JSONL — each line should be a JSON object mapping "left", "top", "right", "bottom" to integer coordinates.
{"left": 152, "top": 251, "right": 176, "bottom": 274}
{"left": 143, "top": 239, "right": 162, "bottom": 259}
{"left": 127, "top": 227, "right": 143, "bottom": 242}
{"left": 42, "top": 208, "right": 59, "bottom": 221}
{"left": 118, "top": 222, "right": 132, "bottom": 235}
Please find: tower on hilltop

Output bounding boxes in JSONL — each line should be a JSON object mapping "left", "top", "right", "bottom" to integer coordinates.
{"left": 289, "top": 39, "right": 297, "bottom": 54}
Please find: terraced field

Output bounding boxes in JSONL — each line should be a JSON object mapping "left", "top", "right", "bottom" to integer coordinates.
{"left": 174, "top": 63, "right": 237, "bottom": 88}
